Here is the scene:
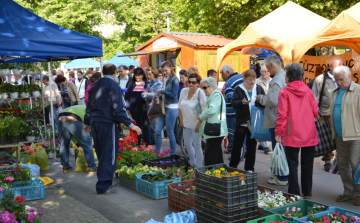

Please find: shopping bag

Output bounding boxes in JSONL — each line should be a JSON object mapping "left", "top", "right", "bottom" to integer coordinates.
{"left": 329, "top": 151, "right": 339, "bottom": 175}
{"left": 269, "top": 143, "right": 289, "bottom": 176}
{"left": 34, "top": 144, "right": 49, "bottom": 171}
{"left": 75, "top": 147, "right": 88, "bottom": 172}
{"left": 314, "top": 117, "right": 336, "bottom": 157}
{"left": 22, "top": 164, "right": 40, "bottom": 177}
{"left": 250, "top": 105, "right": 271, "bottom": 141}
{"left": 355, "top": 163, "right": 360, "bottom": 185}
{"left": 56, "top": 106, "right": 63, "bottom": 116}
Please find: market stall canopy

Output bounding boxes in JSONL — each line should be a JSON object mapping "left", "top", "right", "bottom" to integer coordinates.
{"left": 0, "top": 0, "right": 102, "bottom": 63}
{"left": 216, "top": 1, "right": 330, "bottom": 69}
{"left": 293, "top": 2, "right": 360, "bottom": 62}
{"left": 105, "top": 51, "right": 139, "bottom": 67}
{"left": 65, "top": 58, "right": 100, "bottom": 69}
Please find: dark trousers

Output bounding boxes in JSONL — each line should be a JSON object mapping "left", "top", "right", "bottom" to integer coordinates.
{"left": 91, "top": 121, "right": 119, "bottom": 194}
{"left": 285, "top": 146, "right": 315, "bottom": 196}
{"left": 229, "top": 126, "right": 257, "bottom": 171}
{"left": 204, "top": 137, "right": 224, "bottom": 166}
{"left": 133, "top": 116, "right": 150, "bottom": 145}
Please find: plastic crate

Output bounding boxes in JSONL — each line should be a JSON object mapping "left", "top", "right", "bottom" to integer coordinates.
{"left": 118, "top": 175, "right": 136, "bottom": 190}
{"left": 264, "top": 200, "right": 330, "bottom": 221}
{"left": 258, "top": 185, "right": 301, "bottom": 217}
{"left": 248, "top": 214, "right": 294, "bottom": 223}
{"left": 168, "top": 179, "right": 196, "bottom": 212}
{"left": 10, "top": 178, "right": 45, "bottom": 201}
{"left": 136, "top": 172, "right": 181, "bottom": 199}
{"left": 196, "top": 196, "right": 258, "bottom": 223}
{"left": 195, "top": 164, "right": 257, "bottom": 206}
{"left": 293, "top": 207, "right": 360, "bottom": 223}
{"left": 142, "top": 155, "right": 188, "bottom": 168}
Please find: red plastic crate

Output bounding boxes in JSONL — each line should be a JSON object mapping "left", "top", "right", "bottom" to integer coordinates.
{"left": 168, "top": 179, "right": 196, "bottom": 212}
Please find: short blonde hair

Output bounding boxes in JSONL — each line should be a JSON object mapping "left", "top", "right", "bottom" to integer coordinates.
{"left": 187, "top": 66, "right": 199, "bottom": 75}
{"left": 243, "top": 69, "right": 257, "bottom": 79}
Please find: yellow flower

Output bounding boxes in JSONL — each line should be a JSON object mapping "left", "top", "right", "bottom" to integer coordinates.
{"left": 233, "top": 171, "right": 239, "bottom": 175}
{"left": 239, "top": 173, "right": 244, "bottom": 175}
{"left": 206, "top": 171, "right": 211, "bottom": 175}
{"left": 239, "top": 176, "right": 244, "bottom": 180}
{"left": 215, "top": 173, "right": 221, "bottom": 178}
{"left": 220, "top": 168, "right": 225, "bottom": 171}
{"left": 27, "top": 162, "right": 31, "bottom": 165}
{"left": 19, "top": 163, "right": 23, "bottom": 166}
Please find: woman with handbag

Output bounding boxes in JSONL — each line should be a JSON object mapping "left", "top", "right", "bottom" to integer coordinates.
{"left": 179, "top": 73, "right": 206, "bottom": 167}
{"left": 127, "top": 68, "right": 150, "bottom": 145}
{"left": 142, "top": 67, "right": 162, "bottom": 144}
{"left": 229, "top": 69, "right": 265, "bottom": 171}
{"left": 155, "top": 61, "right": 179, "bottom": 154}
{"left": 197, "top": 77, "right": 227, "bottom": 165}
{"left": 275, "top": 63, "right": 319, "bottom": 198}
{"left": 55, "top": 75, "right": 81, "bottom": 108}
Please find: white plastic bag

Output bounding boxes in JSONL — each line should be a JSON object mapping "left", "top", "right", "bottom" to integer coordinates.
{"left": 56, "top": 106, "right": 63, "bottom": 116}
{"left": 22, "top": 164, "right": 41, "bottom": 177}
{"left": 269, "top": 143, "right": 289, "bottom": 176}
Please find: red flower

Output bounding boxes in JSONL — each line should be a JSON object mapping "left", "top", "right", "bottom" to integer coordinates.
{"left": 117, "top": 156, "right": 122, "bottom": 161}
{"left": 15, "top": 196, "right": 25, "bottom": 203}
{"left": 140, "top": 149, "right": 144, "bottom": 152}
{"left": 127, "top": 146, "right": 132, "bottom": 150}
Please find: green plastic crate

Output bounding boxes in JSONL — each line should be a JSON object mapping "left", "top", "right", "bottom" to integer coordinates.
{"left": 247, "top": 214, "right": 293, "bottom": 223}
{"left": 263, "top": 200, "right": 330, "bottom": 221}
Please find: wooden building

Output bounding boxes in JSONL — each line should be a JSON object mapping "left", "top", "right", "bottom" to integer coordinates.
{"left": 120, "top": 32, "right": 250, "bottom": 79}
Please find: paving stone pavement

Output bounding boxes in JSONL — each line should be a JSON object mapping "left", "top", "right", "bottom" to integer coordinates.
{"left": 27, "top": 187, "right": 114, "bottom": 223}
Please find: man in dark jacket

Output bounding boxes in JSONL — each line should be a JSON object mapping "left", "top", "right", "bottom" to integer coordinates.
{"left": 84, "top": 63, "right": 141, "bottom": 194}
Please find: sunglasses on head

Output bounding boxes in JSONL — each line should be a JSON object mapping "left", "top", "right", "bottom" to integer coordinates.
{"left": 188, "top": 81, "right": 197, "bottom": 85}
{"left": 202, "top": 86, "right": 210, "bottom": 90}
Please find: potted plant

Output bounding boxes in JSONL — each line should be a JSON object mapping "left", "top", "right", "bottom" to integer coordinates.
{"left": 9, "top": 83, "right": 19, "bottom": 99}
{"left": 30, "top": 84, "right": 41, "bottom": 97}
{"left": 9, "top": 62, "right": 21, "bottom": 75}
{"left": 0, "top": 118, "right": 9, "bottom": 145}
{"left": 7, "top": 118, "right": 22, "bottom": 144}
{"left": 21, "top": 62, "right": 37, "bottom": 75}
{"left": 0, "top": 63, "right": 11, "bottom": 76}
{"left": 0, "top": 83, "right": 12, "bottom": 99}
{"left": 23, "top": 123, "right": 36, "bottom": 142}
{"left": 18, "top": 84, "right": 29, "bottom": 98}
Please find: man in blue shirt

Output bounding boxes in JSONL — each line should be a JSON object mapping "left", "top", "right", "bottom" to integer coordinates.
{"left": 84, "top": 63, "right": 141, "bottom": 195}
{"left": 331, "top": 65, "right": 360, "bottom": 206}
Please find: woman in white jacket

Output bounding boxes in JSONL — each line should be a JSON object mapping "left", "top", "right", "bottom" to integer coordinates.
{"left": 74, "top": 71, "right": 89, "bottom": 105}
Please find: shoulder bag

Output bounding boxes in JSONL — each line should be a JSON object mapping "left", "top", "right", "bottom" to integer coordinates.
{"left": 204, "top": 92, "right": 223, "bottom": 136}
{"left": 147, "top": 93, "right": 166, "bottom": 117}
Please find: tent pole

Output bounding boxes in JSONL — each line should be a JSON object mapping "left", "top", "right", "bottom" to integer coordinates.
{"left": 100, "top": 57, "right": 103, "bottom": 77}
{"left": 40, "top": 68, "right": 47, "bottom": 142}
{"left": 48, "top": 62, "right": 56, "bottom": 159}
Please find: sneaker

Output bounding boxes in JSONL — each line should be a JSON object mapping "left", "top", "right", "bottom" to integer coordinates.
{"left": 336, "top": 194, "right": 354, "bottom": 202}
{"left": 268, "top": 178, "right": 288, "bottom": 186}
{"left": 258, "top": 145, "right": 264, "bottom": 150}
{"left": 99, "top": 188, "right": 119, "bottom": 195}
{"left": 63, "top": 166, "right": 73, "bottom": 173}
{"left": 264, "top": 147, "right": 271, "bottom": 154}
{"left": 89, "top": 167, "right": 97, "bottom": 174}
{"left": 270, "top": 175, "right": 277, "bottom": 179}
{"left": 324, "top": 162, "right": 331, "bottom": 172}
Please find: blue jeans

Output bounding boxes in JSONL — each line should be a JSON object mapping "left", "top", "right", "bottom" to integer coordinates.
{"left": 155, "top": 108, "right": 178, "bottom": 154}
{"left": 226, "top": 115, "right": 236, "bottom": 151}
{"left": 270, "top": 128, "right": 288, "bottom": 181}
{"left": 183, "top": 128, "right": 203, "bottom": 167}
{"left": 80, "top": 98, "right": 86, "bottom": 106}
{"left": 45, "top": 105, "right": 59, "bottom": 130}
{"left": 58, "top": 120, "right": 96, "bottom": 168}
{"left": 64, "top": 101, "right": 72, "bottom": 108}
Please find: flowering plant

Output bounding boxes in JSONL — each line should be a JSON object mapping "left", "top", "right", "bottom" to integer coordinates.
{"left": 258, "top": 190, "right": 301, "bottom": 209}
{"left": 284, "top": 205, "right": 326, "bottom": 218}
{"left": 205, "top": 167, "right": 246, "bottom": 179}
{"left": 307, "top": 211, "right": 360, "bottom": 223}
{"left": 162, "top": 166, "right": 195, "bottom": 180}
{"left": 0, "top": 166, "right": 31, "bottom": 188}
{"left": 115, "top": 163, "right": 162, "bottom": 180}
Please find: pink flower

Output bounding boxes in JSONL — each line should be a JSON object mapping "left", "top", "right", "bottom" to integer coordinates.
{"left": 4, "top": 176, "right": 14, "bottom": 182}
{"left": 167, "top": 149, "right": 172, "bottom": 153}
{"left": 193, "top": 174, "right": 195, "bottom": 178}
{"left": 0, "top": 187, "right": 3, "bottom": 193}
{"left": 291, "top": 207, "right": 296, "bottom": 212}
{"left": 118, "top": 147, "right": 125, "bottom": 151}
{"left": 58, "top": 137, "right": 61, "bottom": 141}
{"left": 140, "top": 145, "right": 143, "bottom": 148}
{"left": 39, "top": 210, "right": 43, "bottom": 217}
{"left": 27, "top": 212, "right": 36, "bottom": 222}
{"left": 132, "top": 147, "right": 138, "bottom": 151}
{"left": 176, "top": 169, "right": 181, "bottom": 173}
{"left": 178, "top": 174, "right": 182, "bottom": 177}
{"left": 27, "top": 207, "right": 37, "bottom": 213}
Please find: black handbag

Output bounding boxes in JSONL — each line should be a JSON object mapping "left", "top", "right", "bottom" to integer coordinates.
{"left": 147, "top": 94, "right": 166, "bottom": 117}
{"left": 204, "top": 92, "right": 223, "bottom": 136}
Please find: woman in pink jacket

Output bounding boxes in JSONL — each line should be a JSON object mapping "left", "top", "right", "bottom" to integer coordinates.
{"left": 275, "top": 63, "right": 319, "bottom": 199}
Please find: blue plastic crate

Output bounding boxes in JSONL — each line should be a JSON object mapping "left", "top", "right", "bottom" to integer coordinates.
{"left": 10, "top": 178, "right": 45, "bottom": 201}
{"left": 293, "top": 207, "right": 360, "bottom": 223}
{"left": 136, "top": 172, "right": 181, "bottom": 199}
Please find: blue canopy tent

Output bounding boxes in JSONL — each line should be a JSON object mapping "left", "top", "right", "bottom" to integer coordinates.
{"left": 0, "top": 0, "right": 103, "bottom": 157}
{"left": 65, "top": 58, "right": 100, "bottom": 69}
{"left": 104, "top": 51, "right": 139, "bottom": 67}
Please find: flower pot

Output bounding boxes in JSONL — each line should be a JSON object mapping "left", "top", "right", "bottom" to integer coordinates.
{"left": 8, "top": 136, "right": 20, "bottom": 144}
{"left": 0, "top": 137, "right": 6, "bottom": 145}
{"left": 10, "top": 92, "right": 18, "bottom": 99}
{"left": 32, "top": 91, "right": 40, "bottom": 97}
{"left": 48, "top": 152, "right": 55, "bottom": 159}
{"left": 70, "top": 147, "right": 75, "bottom": 156}
{"left": 0, "top": 93, "right": 8, "bottom": 100}
{"left": 20, "top": 92, "right": 30, "bottom": 98}
{"left": 11, "top": 68, "right": 21, "bottom": 75}
{"left": 26, "top": 136, "right": 36, "bottom": 142}
{"left": 0, "top": 69, "right": 10, "bottom": 76}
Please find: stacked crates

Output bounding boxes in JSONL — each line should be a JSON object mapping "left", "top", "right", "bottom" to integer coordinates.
{"left": 195, "top": 164, "right": 258, "bottom": 223}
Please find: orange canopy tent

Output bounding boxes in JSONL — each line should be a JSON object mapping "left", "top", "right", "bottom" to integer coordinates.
{"left": 293, "top": 2, "right": 360, "bottom": 62}
{"left": 216, "top": 1, "right": 330, "bottom": 69}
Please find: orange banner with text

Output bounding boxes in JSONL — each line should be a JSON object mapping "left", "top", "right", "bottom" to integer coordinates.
{"left": 300, "top": 51, "right": 360, "bottom": 85}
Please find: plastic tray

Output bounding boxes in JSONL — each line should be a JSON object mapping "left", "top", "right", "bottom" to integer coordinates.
{"left": 142, "top": 155, "right": 188, "bottom": 168}
{"left": 196, "top": 196, "right": 258, "bottom": 223}
{"left": 293, "top": 207, "right": 360, "bottom": 223}
{"left": 118, "top": 175, "right": 136, "bottom": 190}
{"left": 168, "top": 179, "right": 196, "bottom": 212}
{"left": 136, "top": 172, "right": 181, "bottom": 199}
{"left": 258, "top": 185, "right": 301, "bottom": 217}
{"left": 264, "top": 200, "right": 330, "bottom": 221}
{"left": 10, "top": 178, "right": 45, "bottom": 201}
{"left": 248, "top": 214, "right": 293, "bottom": 223}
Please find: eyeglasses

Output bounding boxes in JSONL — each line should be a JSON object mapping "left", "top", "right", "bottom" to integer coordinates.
{"left": 260, "top": 71, "right": 269, "bottom": 73}
{"left": 188, "top": 81, "right": 197, "bottom": 85}
{"left": 202, "top": 86, "right": 210, "bottom": 90}
{"left": 159, "top": 74, "right": 163, "bottom": 77}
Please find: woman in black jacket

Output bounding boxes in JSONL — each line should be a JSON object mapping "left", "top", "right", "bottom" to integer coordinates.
{"left": 229, "top": 69, "right": 265, "bottom": 171}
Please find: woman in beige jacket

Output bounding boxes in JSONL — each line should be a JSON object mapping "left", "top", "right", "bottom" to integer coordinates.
{"left": 55, "top": 75, "right": 81, "bottom": 108}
